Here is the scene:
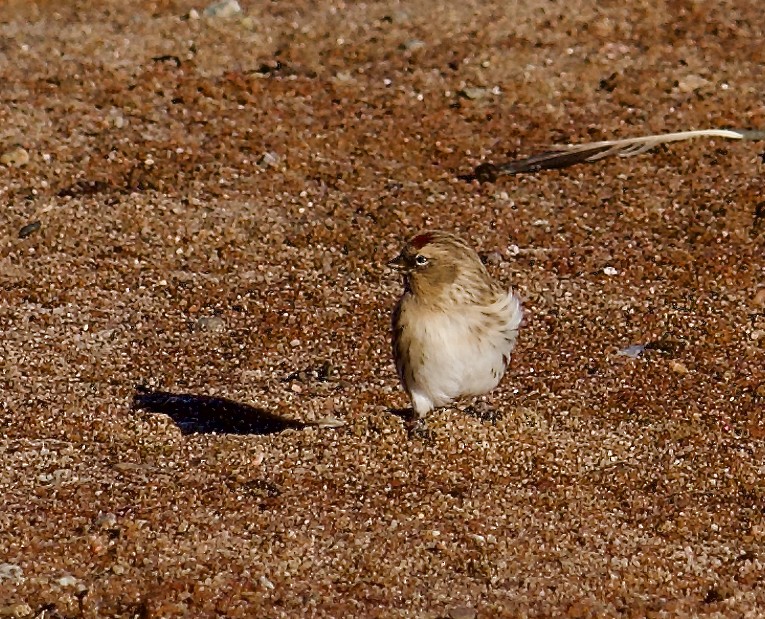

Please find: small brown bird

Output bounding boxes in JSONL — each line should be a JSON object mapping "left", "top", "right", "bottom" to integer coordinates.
{"left": 388, "top": 231, "right": 522, "bottom": 419}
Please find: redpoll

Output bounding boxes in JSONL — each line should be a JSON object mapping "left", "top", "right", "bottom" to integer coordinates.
{"left": 389, "top": 231, "right": 523, "bottom": 419}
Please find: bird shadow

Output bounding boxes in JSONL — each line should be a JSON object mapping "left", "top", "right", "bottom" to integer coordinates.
{"left": 132, "top": 386, "right": 310, "bottom": 436}
{"left": 386, "top": 407, "right": 438, "bottom": 441}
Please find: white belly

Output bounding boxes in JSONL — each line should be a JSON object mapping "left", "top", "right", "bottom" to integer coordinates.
{"left": 402, "top": 291, "right": 522, "bottom": 413}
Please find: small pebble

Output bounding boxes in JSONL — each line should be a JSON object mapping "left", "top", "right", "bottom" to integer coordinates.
{"left": 670, "top": 360, "right": 689, "bottom": 374}
{"left": 113, "top": 462, "right": 151, "bottom": 473}
{"left": 203, "top": 0, "right": 242, "bottom": 18}
{"left": 603, "top": 266, "right": 619, "bottom": 276}
{"left": 194, "top": 316, "right": 226, "bottom": 332}
{"left": 753, "top": 288, "right": 765, "bottom": 307}
{"left": 485, "top": 251, "right": 502, "bottom": 266}
{"left": 401, "top": 39, "right": 426, "bottom": 52}
{"left": 321, "top": 255, "right": 333, "bottom": 274}
{"left": 617, "top": 344, "right": 645, "bottom": 358}
{"left": 0, "top": 564, "right": 23, "bottom": 582}
{"left": 57, "top": 574, "right": 80, "bottom": 587}
{"left": 95, "top": 512, "right": 117, "bottom": 529}
{"left": 448, "top": 606, "right": 477, "bottom": 619}
{"left": 257, "top": 151, "right": 280, "bottom": 168}
{"left": 677, "top": 74, "right": 709, "bottom": 93}
{"left": 18, "top": 221, "right": 41, "bottom": 238}
{"left": 458, "top": 87, "right": 490, "bottom": 100}
{"left": 0, "top": 603, "right": 32, "bottom": 618}
{"left": 0, "top": 146, "right": 30, "bottom": 167}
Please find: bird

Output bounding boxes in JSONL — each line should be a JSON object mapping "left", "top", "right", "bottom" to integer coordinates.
{"left": 388, "top": 230, "right": 523, "bottom": 420}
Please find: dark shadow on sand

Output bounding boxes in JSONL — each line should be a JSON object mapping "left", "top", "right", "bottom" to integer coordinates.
{"left": 132, "top": 386, "right": 310, "bottom": 436}
{"left": 387, "top": 407, "right": 415, "bottom": 421}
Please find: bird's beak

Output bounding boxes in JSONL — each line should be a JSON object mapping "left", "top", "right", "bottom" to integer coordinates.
{"left": 387, "top": 253, "right": 407, "bottom": 271}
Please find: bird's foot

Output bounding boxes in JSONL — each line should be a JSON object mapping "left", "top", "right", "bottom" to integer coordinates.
{"left": 405, "top": 416, "right": 435, "bottom": 442}
{"left": 464, "top": 401, "right": 503, "bottom": 424}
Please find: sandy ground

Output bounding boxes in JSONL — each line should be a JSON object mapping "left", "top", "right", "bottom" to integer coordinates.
{"left": 1, "top": 0, "right": 764, "bottom": 617}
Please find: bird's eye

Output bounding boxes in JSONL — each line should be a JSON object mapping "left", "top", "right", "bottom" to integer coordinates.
{"left": 415, "top": 254, "right": 429, "bottom": 266}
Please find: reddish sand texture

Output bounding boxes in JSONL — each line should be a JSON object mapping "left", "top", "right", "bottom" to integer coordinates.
{"left": 1, "top": 0, "right": 764, "bottom": 617}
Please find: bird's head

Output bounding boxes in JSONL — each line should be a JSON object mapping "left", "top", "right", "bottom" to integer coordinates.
{"left": 388, "top": 230, "right": 492, "bottom": 302}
